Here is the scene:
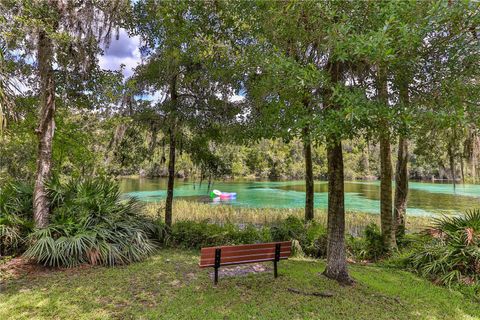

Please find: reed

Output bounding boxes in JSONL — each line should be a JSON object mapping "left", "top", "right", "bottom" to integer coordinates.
{"left": 142, "top": 200, "right": 432, "bottom": 235}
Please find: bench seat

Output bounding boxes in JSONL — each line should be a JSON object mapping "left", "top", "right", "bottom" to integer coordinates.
{"left": 199, "top": 241, "right": 292, "bottom": 284}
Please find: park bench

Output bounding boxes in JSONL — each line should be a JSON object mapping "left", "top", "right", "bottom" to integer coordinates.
{"left": 199, "top": 241, "right": 292, "bottom": 285}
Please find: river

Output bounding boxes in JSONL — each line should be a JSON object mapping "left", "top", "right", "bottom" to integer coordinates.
{"left": 119, "top": 178, "right": 480, "bottom": 217}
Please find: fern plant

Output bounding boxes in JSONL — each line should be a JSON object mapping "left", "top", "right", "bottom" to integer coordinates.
{"left": 407, "top": 210, "right": 480, "bottom": 287}
{"left": 23, "top": 177, "right": 158, "bottom": 267}
{"left": 0, "top": 181, "right": 34, "bottom": 256}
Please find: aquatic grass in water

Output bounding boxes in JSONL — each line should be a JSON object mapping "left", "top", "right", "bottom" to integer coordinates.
{"left": 143, "top": 200, "right": 432, "bottom": 235}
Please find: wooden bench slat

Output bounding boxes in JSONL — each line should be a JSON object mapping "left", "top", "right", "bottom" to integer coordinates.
{"left": 200, "top": 250, "right": 291, "bottom": 266}
{"left": 200, "top": 247, "right": 291, "bottom": 259}
{"left": 201, "top": 240, "right": 292, "bottom": 250}
{"left": 200, "top": 251, "right": 290, "bottom": 264}
{"left": 200, "top": 241, "right": 291, "bottom": 254}
{"left": 199, "top": 255, "right": 289, "bottom": 268}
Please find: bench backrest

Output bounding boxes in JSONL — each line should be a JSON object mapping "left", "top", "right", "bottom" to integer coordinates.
{"left": 199, "top": 241, "right": 292, "bottom": 268}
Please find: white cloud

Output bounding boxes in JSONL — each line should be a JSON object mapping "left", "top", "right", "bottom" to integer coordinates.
{"left": 98, "top": 29, "right": 141, "bottom": 78}
{"left": 229, "top": 94, "right": 245, "bottom": 102}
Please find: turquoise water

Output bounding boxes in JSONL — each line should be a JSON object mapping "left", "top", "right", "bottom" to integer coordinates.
{"left": 120, "top": 178, "right": 480, "bottom": 217}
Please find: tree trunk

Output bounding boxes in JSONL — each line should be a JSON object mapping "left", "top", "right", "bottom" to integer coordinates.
{"left": 377, "top": 66, "right": 395, "bottom": 250}
{"left": 323, "top": 140, "right": 352, "bottom": 284}
{"left": 303, "top": 127, "right": 314, "bottom": 221}
{"left": 472, "top": 142, "right": 477, "bottom": 183}
{"left": 165, "top": 76, "right": 178, "bottom": 228}
{"left": 394, "top": 79, "right": 409, "bottom": 239}
{"left": 460, "top": 156, "right": 465, "bottom": 184}
{"left": 33, "top": 29, "right": 56, "bottom": 228}
{"left": 380, "top": 135, "right": 395, "bottom": 250}
{"left": 322, "top": 60, "right": 352, "bottom": 285}
{"left": 394, "top": 136, "right": 408, "bottom": 238}
{"left": 165, "top": 127, "right": 176, "bottom": 228}
{"left": 361, "top": 142, "right": 370, "bottom": 177}
{"left": 448, "top": 143, "right": 456, "bottom": 192}
{"left": 472, "top": 158, "right": 477, "bottom": 183}
{"left": 469, "top": 132, "right": 478, "bottom": 183}
{"left": 149, "top": 122, "right": 159, "bottom": 156}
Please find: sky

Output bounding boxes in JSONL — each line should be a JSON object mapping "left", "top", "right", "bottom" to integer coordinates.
{"left": 98, "top": 29, "right": 141, "bottom": 79}
{"left": 98, "top": 28, "right": 245, "bottom": 103}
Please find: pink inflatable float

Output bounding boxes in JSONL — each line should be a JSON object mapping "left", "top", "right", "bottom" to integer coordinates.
{"left": 210, "top": 189, "right": 237, "bottom": 199}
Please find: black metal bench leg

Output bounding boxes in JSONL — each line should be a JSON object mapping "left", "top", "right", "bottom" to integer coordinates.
{"left": 214, "top": 248, "right": 221, "bottom": 285}
{"left": 274, "top": 243, "right": 280, "bottom": 278}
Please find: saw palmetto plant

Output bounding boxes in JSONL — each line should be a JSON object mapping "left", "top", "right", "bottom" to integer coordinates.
{"left": 408, "top": 210, "right": 480, "bottom": 287}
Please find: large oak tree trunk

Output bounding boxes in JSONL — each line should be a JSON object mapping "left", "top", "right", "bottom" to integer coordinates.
{"left": 377, "top": 66, "right": 395, "bottom": 250}
{"left": 33, "top": 29, "right": 55, "bottom": 228}
{"left": 394, "top": 136, "right": 408, "bottom": 238}
{"left": 323, "top": 61, "right": 352, "bottom": 285}
{"left": 303, "top": 127, "right": 314, "bottom": 221}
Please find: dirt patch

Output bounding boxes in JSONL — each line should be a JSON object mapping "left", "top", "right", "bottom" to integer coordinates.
{"left": 0, "top": 257, "right": 93, "bottom": 281}
{"left": 209, "top": 263, "right": 271, "bottom": 279}
{"left": 0, "top": 257, "right": 51, "bottom": 280}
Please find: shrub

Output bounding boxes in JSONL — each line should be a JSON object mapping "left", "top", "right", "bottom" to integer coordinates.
{"left": 23, "top": 177, "right": 158, "bottom": 267}
{"left": 168, "top": 220, "right": 271, "bottom": 249}
{"left": 407, "top": 210, "right": 480, "bottom": 287}
{"left": 363, "top": 223, "right": 387, "bottom": 261}
{"left": 169, "top": 215, "right": 328, "bottom": 258}
{"left": 346, "top": 235, "right": 368, "bottom": 260}
{"left": 301, "top": 222, "right": 327, "bottom": 258}
{"left": 222, "top": 216, "right": 329, "bottom": 258}
{"left": 169, "top": 221, "right": 223, "bottom": 249}
{"left": 270, "top": 215, "right": 306, "bottom": 242}
{"left": 303, "top": 233, "right": 328, "bottom": 258}
{"left": 0, "top": 224, "right": 23, "bottom": 257}
{"left": 231, "top": 224, "right": 271, "bottom": 244}
{"left": 0, "top": 181, "right": 34, "bottom": 256}
{"left": 344, "top": 223, "right": 389, "bottom": 262}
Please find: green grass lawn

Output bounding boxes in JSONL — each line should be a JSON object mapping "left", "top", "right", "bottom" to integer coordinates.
{"left": 1, "top": 249, "right": 479, "bottom": 320}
